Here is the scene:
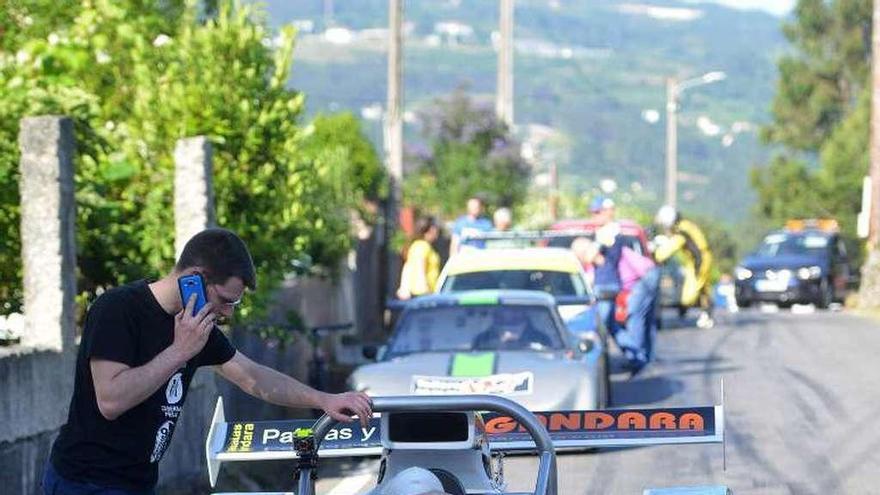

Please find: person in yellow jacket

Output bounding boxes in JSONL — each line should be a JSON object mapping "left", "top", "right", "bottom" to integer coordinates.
{"left": 653, "top": 205, "right": 715, "bottom": 329}
{"left": 396, "top": 216, "right": 441, "bottom": 300}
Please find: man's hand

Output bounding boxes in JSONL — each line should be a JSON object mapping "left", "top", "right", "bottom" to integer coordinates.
{"left": 171, "top": 295, "right": 215, "bottom": 363}
{"left": 319, "top": 391, "right": 373, "bottom": 428}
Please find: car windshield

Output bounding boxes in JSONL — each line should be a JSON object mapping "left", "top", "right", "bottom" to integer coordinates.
{"left": 442, "top": 270, "right": 587, "bottom": 296}
{"left": 756, "top": 233, "right": 829, "bottom": 257}
{"left": 386, "top": 304, "right": 565, "bottom": 357}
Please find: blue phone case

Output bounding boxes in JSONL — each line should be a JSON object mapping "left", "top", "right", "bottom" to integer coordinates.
{"left": 178, "top": 274, "right": 207, "bottom": 316}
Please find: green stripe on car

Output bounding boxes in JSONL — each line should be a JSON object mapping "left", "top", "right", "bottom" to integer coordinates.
{"left": 449, "top": 352, "right": 496, "bottom": 376}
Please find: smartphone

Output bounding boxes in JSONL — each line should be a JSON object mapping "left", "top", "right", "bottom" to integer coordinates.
{"left": 178, "top": 273, "right": 208, "bottom": 316}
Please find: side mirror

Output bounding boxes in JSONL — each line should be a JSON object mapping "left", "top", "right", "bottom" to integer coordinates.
{"left": 362, "top": 345, "right": 387, "bottom": 361}
{"left": 362, "top": 345, "right": 378, "bottom": 360}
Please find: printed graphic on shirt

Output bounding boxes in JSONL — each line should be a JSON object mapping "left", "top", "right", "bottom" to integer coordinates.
{"left": 150, "top": 420, "right": 175, "bottom": 463}
{"left": 165, "top": 372, "right": 184, "bottom": 405}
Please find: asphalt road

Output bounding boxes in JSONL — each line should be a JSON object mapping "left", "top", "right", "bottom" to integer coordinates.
{"left": 309, "top": 307, "right": 880, "bottom": 494}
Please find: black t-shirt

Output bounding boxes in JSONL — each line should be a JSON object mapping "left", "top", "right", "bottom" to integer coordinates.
{"left": 50, "top": 280, "right": 236, "bottom": 491}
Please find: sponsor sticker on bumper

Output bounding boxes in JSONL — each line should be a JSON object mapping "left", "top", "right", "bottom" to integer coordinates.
{"left": 411, "top": 372, "right": 534, "bottom": 396}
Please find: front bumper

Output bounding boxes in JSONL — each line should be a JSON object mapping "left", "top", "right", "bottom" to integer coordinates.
{"left": 735, "top": 278, "right": 823, "bottom": 304}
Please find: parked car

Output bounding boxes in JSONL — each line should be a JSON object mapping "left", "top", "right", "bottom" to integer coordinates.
{"left": 351, "top": 290, "right": 610, "bottom": 410}
{"left": 436, "top": 247, "right": 596, "bottom": 327}
{"left": 734, "top": 220, "right": 853, "bottom": 308}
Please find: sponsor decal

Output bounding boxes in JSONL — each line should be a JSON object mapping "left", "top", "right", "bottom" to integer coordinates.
{"left": 483, "top": 407, "right": 716, "bottom": 441}
{"left": 411, "top": 372, "right": 534, "bottom": 396}
{"left": 165, "top": 372, "right": 184, "bottom": 405}
{"left": 150, "top": 420, "right": 175, "bottom": 463}
{"left": 226, "top": 422, "right": 256, "bottom": 452}
{"left": 222, "top": 419, "right": 381, "bottom": 453}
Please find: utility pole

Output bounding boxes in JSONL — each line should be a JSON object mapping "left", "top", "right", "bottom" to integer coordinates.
{"left": 380, "top": 0, "right": 404, "bottom": 321}
{"left": 323, "top": 0, "right": 334, "bottom": 26}
{"left": 386, "top": 0, "right": 403, "bottom": 190}
{"left": 549, "top": 162, "right": 559, "bottom": 221}
{"left": 496, "top": 0, "right": 514, "bottom": 127}
{"left": 664, "top": 72, "right": 724, "bottom": 209}
{"left": 859, "top": 0, "right": 880, "bottom": 307}
{"left": 665, "top": 77, "right": 678, "bottom": 209}
{"left": 870, "top": 0, "right": 880, "bottom": 252}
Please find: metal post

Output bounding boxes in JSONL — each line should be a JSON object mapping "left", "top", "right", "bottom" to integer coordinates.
{"left": 665, "top": 78, "right": 678, "bottom": 208}
{"left": 496, "top": 0, "right": 514, "bottom": 127}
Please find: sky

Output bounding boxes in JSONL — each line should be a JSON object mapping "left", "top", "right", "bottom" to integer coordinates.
{"left": 686, "top": 0, "right": 796, "bottom": 16}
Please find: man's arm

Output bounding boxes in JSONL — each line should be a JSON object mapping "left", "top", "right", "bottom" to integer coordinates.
{"left": 216, "top": 351, "right": 372, "bottom": 426}
{"left": 91, "top": 351, "right": 186, "bottom": 420}
{"left": 653, "top": 234, "right": 686, "bottom": 264}
{"left": 91, "top": 296, "right": 216, "bottom": 420}
{"left": 449, "top": 234, "right": 460, "bottom": 256}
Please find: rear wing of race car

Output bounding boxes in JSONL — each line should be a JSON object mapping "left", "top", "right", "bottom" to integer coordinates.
{"left": 205, "top": 396, "right": 724, "bottom": 487}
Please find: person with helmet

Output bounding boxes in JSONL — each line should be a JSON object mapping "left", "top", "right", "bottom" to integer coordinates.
{"left": 380, "top": 467, "right": 449, "bottom": 495}
{"left": 653, "top": 205, "right": 715, "bottom": 329}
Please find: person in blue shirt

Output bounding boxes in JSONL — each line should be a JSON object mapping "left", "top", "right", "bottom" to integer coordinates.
{"left": 450, "top": 196, "right": 494, "bottom": 253}
{"left": 588, "top": 197, "right": 625, "bottom": 338}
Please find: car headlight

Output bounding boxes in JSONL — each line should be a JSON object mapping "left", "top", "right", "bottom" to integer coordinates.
{"left": 797, "top": 265, "right": 822, "bottom": 280}
{"left": 735, "top": 267, "right": 752, "bottom": 280}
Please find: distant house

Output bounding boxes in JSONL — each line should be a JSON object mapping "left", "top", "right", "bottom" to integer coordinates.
{"left": 433, "top": 21, "right": 475, "bottom": 45}
{"left": 291, "top": 19, "right": 315, "bottom": 34}
{"left": 324, "top": 27, "right": 354, "bottom": 44}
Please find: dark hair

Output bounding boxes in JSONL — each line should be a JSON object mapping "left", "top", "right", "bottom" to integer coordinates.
{"left": 415, "top": 216, "right": 437, "bottom": 238}
{"left": 176, "top": 228, "right": 257, "bottom": 289}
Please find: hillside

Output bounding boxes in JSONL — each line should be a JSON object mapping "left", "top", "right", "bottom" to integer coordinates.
{"left": 257, "top": 0, "right": 787, "bottom": 222}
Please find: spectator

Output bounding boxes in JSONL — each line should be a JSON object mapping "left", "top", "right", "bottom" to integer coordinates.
{"left": 397, "top": 217, "right": 441, "bottom": 300}
{"left": 493, "top": 207, "right": 513, "bottom": 231}
{"left": 588, "top": 197, "right": 625, "bottom": 335}
{"left": 449, "top": 196, "right": 493, "bottom": 254}
{"left": 654, "top": 205, "right": 715, "bottom": 329}
{"left": 572, "top": 237, "right": 658, "bottom": 377}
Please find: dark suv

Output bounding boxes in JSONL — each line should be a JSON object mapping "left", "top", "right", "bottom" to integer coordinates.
{"left": 734, "top": 225, "right": 853, "bottom": 308}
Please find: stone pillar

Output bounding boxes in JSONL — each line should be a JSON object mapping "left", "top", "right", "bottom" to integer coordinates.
{"left": 174, "top": 137, "right": 215, "bottom": 257}
{"left": 161, "top": 136, "right": 217, "bottom": 488}
{"left": 18, "top": 116, "right": 77, "bottom": 351}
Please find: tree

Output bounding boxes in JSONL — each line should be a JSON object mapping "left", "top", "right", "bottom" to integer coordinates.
{"left": 300, "top": 112, "right": 387, "bottom": 209}
{"left": 404, "top": 90, "right": 530, "bottom": 219}
{"left": 762, "top": 0, "right": 872, "bottom": 152}
{"left": 752, "top": 0, "right": 871, "bottom": 263}
{"left": 0, "top": 0, "right": 378, "bottom": 318}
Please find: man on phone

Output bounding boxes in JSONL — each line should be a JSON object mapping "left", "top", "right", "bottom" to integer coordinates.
{"left": 43, "top": 228, "right": 373, "bottom": 495}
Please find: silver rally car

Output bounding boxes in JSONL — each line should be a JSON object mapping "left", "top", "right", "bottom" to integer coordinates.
{"left": 351, "top": 290, "right": 609, "bottom": 411}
